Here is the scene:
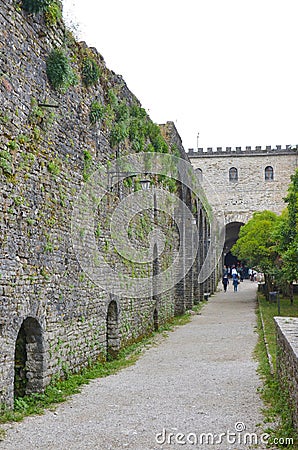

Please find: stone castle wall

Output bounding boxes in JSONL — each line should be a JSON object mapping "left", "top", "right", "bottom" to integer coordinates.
{"left": 188, "top": 148, "right": 298, "bottom": 225}
{"left": 0, "top": 1, "right": 213, "bottom": 407}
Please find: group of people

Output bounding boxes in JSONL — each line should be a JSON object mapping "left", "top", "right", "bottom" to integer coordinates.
{"left": 222, "top": 265, "right": 261, "bottom": 293}
{"left": 248, "top": 268, "right": 256, "bottom": 282}
{"left": 222, "top": 265, "right": 243, "bottom": 293}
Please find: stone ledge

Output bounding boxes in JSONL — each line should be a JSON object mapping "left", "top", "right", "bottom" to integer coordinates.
{"left": 275, "top": 316, "right": 298, "bottom": 358}
{"left": 275, "top": 316, "right": 298, "bottom": 431}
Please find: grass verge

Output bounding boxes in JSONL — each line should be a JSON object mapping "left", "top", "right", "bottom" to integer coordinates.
{"left": 0, "top": 302, "right": 206, "bottom": 424}
{"left": 256, "top": 292, "right": 298, "bottom": 448}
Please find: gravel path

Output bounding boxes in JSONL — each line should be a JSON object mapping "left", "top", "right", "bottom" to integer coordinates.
{"left": 1, "top": 280, "right": 267, "bottom": 450}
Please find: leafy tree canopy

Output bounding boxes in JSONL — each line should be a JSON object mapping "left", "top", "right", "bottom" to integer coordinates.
{"left": 231, "top": 210, "right": 279, "bottom": 273}
{"left": 273, "top": 169, "right": 298, "bottom": 282}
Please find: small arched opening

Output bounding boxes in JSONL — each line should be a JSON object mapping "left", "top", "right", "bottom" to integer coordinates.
{"left": 14, "top": 317, "right": 45, "bottom": 398}
{"left": 106, "top": 300, "right": 120, "bottom": 361}
{"left": 265, "top": 166, "right": 274, "bottom": 181}
{"left": 229, "top": 167, "right": 238, "bottom": 182}
{"left": 195, "top": 168, "right": 203, "bottom": 182}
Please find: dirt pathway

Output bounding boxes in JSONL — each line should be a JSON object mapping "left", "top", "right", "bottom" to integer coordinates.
{"left": 1, "top": 280, "right": 266, "bottom": 449}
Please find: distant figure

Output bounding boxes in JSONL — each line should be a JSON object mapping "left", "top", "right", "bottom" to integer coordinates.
{"left": 250, "top": 269, "right": 255, "bottom": 282}
{"left": 231, "top": 265, "right": 238, "bottom": 277}
{"left": 222, "top": 275, "right": 229, "bottom": 292}
{"left": 232, "top": 273, "right": 239, "bottom": 292}
{"left": 223, "top": 265, "right": 228, "bottom": 277}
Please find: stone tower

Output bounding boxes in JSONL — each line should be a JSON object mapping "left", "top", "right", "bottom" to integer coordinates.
{"left": 187, "top": 145, "right": 298, "bottom": 257}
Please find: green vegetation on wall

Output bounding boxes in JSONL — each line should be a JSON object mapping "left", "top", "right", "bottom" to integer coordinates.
{"left": 22, "top": 0, "right": 51, "bottom": 13}
{"left": 44, "top": 1, "right": 62, "bottom": 25}
{"left": 89, "top": 88, "right": 171, "bottom": 158}
{"left": 0, "top": 150, "right": 13, "bottom": 175}
{"left": 22, "top": 0, "right": 62, "bottom": 24}
{"left": 89, "top": 101, "right": 105, "bottom": 124}
{"left": 29, "top": 98, "right": 55, "bottom": 131}
{"left": 46, "top": 48, "right": 77, "bottom": 92}
{"left": 81, "top": 56, "right": 101, "bottom": 87}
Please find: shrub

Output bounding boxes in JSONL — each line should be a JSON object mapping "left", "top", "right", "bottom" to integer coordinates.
{"left": 47, "top": 159, "right": 60, "bottom": 176}
{"left": 110, "top": 122, "right": 129, "bottom": 147}
{"left": 83, "top": 150, "right": 93, "bottom": 181}
{"left": 44, "top": 1, "right": 62, "bottom": 25}
{"left": 7, "top": 140, "right": 19, "bottom": 150}
{"left": 0, "top": 150, "right": 12, "bottom": 175}
{"left": 46, "top": 48, "right": 76, "bottom": 91}
{"left": 115, "top": 101, "right": 129, "bottom": 122}
{"left": 89, "top": 101, "right": 105, "bottom": 124}
{"left": 147, "top": 122, "right": 168, "bottom": 153}
{"left": 130, "top": 104, "right": 147, "bottom": 119}
{"left": 22, "top": 0, "right": 62, "bottom": 23}
{"left": 22, "top": 0, "right": 51, "bottom": 13}
{"left": 81, "top": 57, "right": 100, "bottom": 87}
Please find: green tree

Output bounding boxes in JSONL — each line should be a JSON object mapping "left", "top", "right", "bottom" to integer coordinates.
{"left": 274, "top": 169, "right": 298, "bottom": 301}
{"left": 231, "top": 210, "right": 279, "bottom": 298}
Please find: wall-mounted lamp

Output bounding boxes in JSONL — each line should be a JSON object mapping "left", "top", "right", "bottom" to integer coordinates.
{"left": 107, "top": 172, "right": 152, "bottom": 194}
{"left": 139, "top": 178, "right": 151, "bottom": 191}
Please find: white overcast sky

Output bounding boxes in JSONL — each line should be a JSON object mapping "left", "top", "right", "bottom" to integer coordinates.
{"left": 62, "top": 0, "right": 298, "bottom": 151}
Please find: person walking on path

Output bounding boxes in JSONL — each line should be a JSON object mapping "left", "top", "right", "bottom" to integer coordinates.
{"left": 231, "top": 265, "right": 238, "bottom": 277}
{"left": 222, "top": 274, "right": 229, "bottom": 292}
{"left": 232, "top": 273, "right": 239, "bottom": 292}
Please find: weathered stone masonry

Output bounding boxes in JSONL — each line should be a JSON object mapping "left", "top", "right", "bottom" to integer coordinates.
{"left": 188, "top": 146, "right": 298, "bottom": 224}
{"left": 188, "top": 146, "right": 298, "bottom": 257}
{"left": 0, "top": 1, "right": 215, "bottom": 408}
{"left": 275, "top": 317, "right": 298, "bottom": 432}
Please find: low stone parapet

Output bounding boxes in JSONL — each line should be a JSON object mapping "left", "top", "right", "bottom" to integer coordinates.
{"left": 275, "top": 317, "right": 298, "bottom": 431}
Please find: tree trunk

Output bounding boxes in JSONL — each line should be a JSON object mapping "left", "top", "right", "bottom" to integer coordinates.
{"left": 290, "top": 282, "right": 294, "bottom": 305}
{"left": 264, "top": 273, "right": 270, "bottom": 301}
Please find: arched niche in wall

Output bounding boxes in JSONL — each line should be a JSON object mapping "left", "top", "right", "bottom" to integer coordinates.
{"left": 14, "top": 317, "right": 45, "bottom": 398}
{"left": 106, "top": 300, "right": 120, "bottom": 361}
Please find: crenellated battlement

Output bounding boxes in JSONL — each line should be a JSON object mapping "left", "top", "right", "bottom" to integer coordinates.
{"left": 187, "top": 145, "right": 298, "bottom": 157}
